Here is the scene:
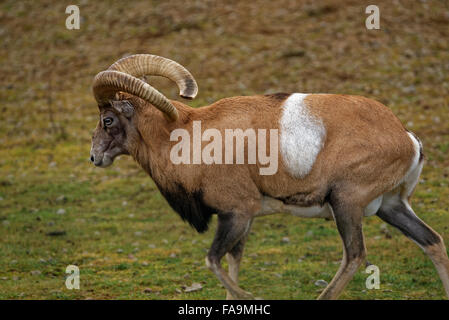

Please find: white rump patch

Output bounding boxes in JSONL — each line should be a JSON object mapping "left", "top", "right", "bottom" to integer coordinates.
{"left": 280, "top": 93, "right": 326, "bottom": 178}
{"left": 405, "top": 132, "right": 421, "bottom": 178}
{"left": 402, "top": 132, "right": 423, "bottom": 198}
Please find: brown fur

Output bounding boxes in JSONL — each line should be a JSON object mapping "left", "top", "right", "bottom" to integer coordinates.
{"left": 91, "top": 91, "right": 447, "bottom": 300}
{"left": 118, "top": 93, "right": 415, "bottom": 215}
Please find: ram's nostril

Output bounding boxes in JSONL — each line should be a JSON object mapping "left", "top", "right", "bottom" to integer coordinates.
{"left": 90, "top": 155, "right": 94, "bottom": 162}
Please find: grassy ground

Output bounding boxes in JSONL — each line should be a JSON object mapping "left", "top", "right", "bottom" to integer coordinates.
{"left": 0, "top": 0, "right": 448, "bottom": 299}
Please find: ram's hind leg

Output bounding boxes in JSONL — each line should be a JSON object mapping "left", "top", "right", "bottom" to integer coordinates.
{"left": 318, "top": 193, "right": 366, "bottom": 300}
{"left": 206, "top": 213, "right": 254, "bottom": 300}
{"left": 377, "top": 194, "right": 449, "bottom": 298}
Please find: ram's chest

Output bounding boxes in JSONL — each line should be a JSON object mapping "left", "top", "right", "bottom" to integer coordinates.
{"left": 154, "top": 181, "right": 215, "bottom": 233}
{"left": 279, "top": 93, "right": 326, "bottom": 179}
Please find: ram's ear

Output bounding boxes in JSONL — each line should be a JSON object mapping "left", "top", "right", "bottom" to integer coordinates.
{"left": 112, "top": 100, "right": 134, "bottom": 118}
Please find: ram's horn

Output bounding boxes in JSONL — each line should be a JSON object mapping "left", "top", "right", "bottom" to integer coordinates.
{"left": 92, "top": 54, "right": 199, "bottom": 121}
{"left": 92, "top": 70, "right": 179, "bottom": 121}
{"left": 108, "top": 54, "right": 198, "bottom": 99}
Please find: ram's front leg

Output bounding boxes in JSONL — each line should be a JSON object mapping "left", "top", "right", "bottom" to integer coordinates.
{"left": 225, "top": 219, "right": 253, "bottom": 300}
{"left": 206, "top": 212, "right": 254, "bottom": 300}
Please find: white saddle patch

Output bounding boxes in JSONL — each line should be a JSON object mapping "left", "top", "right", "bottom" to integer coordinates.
{"left": 280, "top": 93, "right": 326, "bottom": 178}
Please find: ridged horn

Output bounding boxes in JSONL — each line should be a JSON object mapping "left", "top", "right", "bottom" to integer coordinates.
{"left": 92, "top": 54, "right": 198, "bottom": 121}
{"left": 92, "top": 70, "right": 179, "bottom": 121}
{"left": 108, "top": 54, "right": 198, "bottom": 99}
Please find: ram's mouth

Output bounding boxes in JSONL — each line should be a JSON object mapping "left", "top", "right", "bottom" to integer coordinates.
{"left": 97, "top": 154, "right": 114, "bottom": 167}
{"left": 91, "top": 152, "right": 114, "bottom": 168}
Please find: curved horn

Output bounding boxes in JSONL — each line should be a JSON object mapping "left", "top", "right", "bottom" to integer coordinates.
{"left": 92, "top": 70, "right": 179, "bottom": 121}
{"left": 108, "top": 54, "right": 198, "bottom": 99}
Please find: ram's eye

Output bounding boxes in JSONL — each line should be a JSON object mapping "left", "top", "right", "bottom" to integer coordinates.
{"left": 103, "top": 117, "right": 113, "bottom": 127}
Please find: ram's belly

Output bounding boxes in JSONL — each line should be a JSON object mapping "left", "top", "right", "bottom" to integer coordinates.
{"left": 284, "top": 202, "right": 333, "bottom": 218}
{"left": 259, "top": 196, "right": 331, "bottom": 218}
{"left": 259, "top": 195, "right": 383, "bottom": 218}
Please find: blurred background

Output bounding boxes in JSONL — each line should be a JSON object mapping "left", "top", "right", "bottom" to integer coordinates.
{"left": 0, "top": 0, "right": 448, "bottom": 299}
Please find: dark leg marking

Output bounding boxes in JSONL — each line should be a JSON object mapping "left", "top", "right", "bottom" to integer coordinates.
{"left": 377, "top": 198, "right": 449, "bottom": 298}
{"left": 318, "top": 192, "right": 366, "bottom": 299}
{"left": 207, "top": 212, "right": 254, "bottom": 299}
{"left": 208, "top": 213, "right": 249, "bottom": 261}
{"left": 377, "top": 201, "right": 440, "bottom": 247}
{"left": 225, "top": 220, "right": 253, "bottom": 299}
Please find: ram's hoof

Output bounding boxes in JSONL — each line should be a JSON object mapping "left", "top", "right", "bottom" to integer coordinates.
{"left": 239, "top": 291, "right": 255, "bottom": 300}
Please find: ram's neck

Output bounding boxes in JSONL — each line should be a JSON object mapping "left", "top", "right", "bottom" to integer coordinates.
{"left": 130, "top": 100, "right": 194, "bottom": 180}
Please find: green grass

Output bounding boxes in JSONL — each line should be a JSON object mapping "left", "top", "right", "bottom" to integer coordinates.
{"left": 1, "top": 0, "right": 448, "bottom": 299}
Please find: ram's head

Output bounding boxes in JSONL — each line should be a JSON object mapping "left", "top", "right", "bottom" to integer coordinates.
{"left": 89, "top": 54, "right": 198, "bottom": 167}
